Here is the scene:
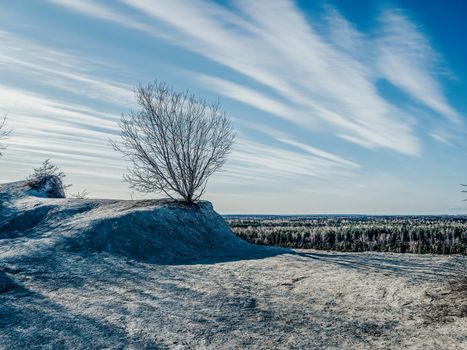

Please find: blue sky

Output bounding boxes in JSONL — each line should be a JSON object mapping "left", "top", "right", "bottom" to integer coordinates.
{"left": 1, "top": 0, "right": 467, "bottom": 214}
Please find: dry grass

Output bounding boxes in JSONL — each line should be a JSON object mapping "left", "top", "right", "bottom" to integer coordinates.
{"left": 424, "top": 277, "right": 467, "bottom": 323}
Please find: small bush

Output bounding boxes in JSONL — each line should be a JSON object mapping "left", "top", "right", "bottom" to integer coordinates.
{"left": 26, "top": 159, "right": 71, "bottom": 198}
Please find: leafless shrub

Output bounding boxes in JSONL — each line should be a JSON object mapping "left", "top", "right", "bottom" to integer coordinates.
{"left": 112, "top": 81, "right": 235, "bottom": 203}
{"left": 26, "top": 159, "right": 71, "bottom": 197}
{"left": 0, "top": 115, "right": 11, "bottom": 156}
{"left": 70, "top": 189, "right": 90, "bottom": 199}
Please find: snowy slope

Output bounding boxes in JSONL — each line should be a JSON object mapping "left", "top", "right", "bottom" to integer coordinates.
{"left": 0, "top": 178, "right": 465, "bottom": 349}
{"left": 0, "top": 177, "right": 272, "bottom": 264}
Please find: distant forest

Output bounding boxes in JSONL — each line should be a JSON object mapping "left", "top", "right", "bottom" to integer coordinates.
{"left": 226, "top": 216, "right": 467, "bottom": 255}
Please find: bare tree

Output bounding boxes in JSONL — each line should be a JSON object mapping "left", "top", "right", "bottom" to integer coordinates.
{"left": 0, "top": 115, "right": 10, "bottom": 156}
{"left": 112, "top": 81, "right": 235, "bottom": 203}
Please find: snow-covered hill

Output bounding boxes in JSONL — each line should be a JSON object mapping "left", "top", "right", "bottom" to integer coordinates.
{"left": 0, "top": 178, "right": 465, "bottom": 349}
{"left": 0, "top": 177, "right": 273, "bottom": 264}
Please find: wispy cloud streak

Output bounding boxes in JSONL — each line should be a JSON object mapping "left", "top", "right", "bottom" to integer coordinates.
{"left": 118, "top": 0, "right": 425, "bottom": 155}
{"left": 3, "top": 0, "right": 463, "bottom": 203}
{"left": 0, "top": 31, "right": 133, "bottom": 106}
{"left": 376, "top": 12, "right": 461, "bottom": 123}
{"left": 0, "top": 85, "right": 124, "bottom": 179}
{"left": 49, "top": 0, "right": 461, "bottom": 158}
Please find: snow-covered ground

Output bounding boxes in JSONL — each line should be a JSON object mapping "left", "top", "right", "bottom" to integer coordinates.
{"left": 1, "top": 179, "right": 466, "bottom": 349}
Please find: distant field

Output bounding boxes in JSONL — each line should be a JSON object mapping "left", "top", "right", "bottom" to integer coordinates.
{"left": 226, "top": 215, "right": 467, "bottom": 254}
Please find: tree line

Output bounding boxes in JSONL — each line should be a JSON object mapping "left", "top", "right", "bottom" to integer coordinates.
{"left": 227, "top": 216, "right": 467, "bottom": 254}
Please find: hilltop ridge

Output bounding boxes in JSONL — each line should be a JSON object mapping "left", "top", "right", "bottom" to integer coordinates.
{"left": 0, "top": 177, "right": 271, "bottom": 264}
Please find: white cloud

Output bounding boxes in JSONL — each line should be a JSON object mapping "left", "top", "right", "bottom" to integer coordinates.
{"left": 47, "top": 0, "right": 150, "bottom": 32}
{"left": 47, "top": 0, "right": 461, "bottom": 157}
{"left": 115, "top": 0, "right": 426, "bottom": 155}
{"left": 241, "top": 121, "right": 359, "bottom": 169}
{"left": 227, "top": 137, "right": 357, "bottom": 181}
{"left": 0, "top": 85, "right": 125, "bottom": 178}
{"left": 196, "top": 74, "right": 305, "bottom": 124}
{"left": 430, "top": 132, "right": 455, "bottom": 147}
{"left": 376, "top": 11, "right": 461, "bottom": 123}
{"left": 0, "top": 31, "right": 134, "bottom": 106}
